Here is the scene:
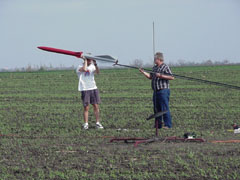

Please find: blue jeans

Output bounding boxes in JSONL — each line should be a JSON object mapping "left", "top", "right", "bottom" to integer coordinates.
{"left": 153, "top": 89, "right": 172, "bottom": 128}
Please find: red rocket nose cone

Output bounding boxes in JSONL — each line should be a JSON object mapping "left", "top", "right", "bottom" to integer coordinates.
{"left": 38, "top": 46, "right": 45, "bottom": 50}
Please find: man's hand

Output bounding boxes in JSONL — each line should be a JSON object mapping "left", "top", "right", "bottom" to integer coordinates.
{"left": 139, "top": 68, "right": 144, "bottom": 74}
{"left": 156, "top": 73, "right": 162, "bottom": 78}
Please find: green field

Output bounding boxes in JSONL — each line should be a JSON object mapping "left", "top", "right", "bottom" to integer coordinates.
{"left": 0, "top": 65, "right": 240, "bottom": 179}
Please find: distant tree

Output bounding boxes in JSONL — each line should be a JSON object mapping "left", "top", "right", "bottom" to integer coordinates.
{"left": 131, "top": 59, "right": 143, "bottom": 68}
{"left": 204, "top": 59, "right": 213, "bottom": 66}
{"left": 39, "top": 65, "right": 46, "bottom": 72}
{"left": 144, "top": 62, "right": 154, "bottom": 68}
{"left": 177, "top": 59, "right": 186, "bottom": 66}
{"left": 223, "top": 59, "right": 229, "bottom": 64}
{"left": 26, "top": 64, "right": 32, "bottom": 72}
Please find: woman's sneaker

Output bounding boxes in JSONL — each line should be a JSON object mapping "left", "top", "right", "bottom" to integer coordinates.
{"left": 83, "top": 123, "right": 89, "bottom": 130}
{"left": 96, "top": 122, "right": 104, "bottom": 129}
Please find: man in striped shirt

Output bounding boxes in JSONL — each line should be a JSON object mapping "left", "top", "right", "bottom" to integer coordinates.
{"left": 139, "top": 52, "right": 174, "bottom": 129}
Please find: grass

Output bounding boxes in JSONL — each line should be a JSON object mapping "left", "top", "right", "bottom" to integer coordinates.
{"left": 0, "top": 65, "right": 240, "bottom": 179}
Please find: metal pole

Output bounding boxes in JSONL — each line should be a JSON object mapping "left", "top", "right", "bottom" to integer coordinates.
{"left": 153, "top": 21, "right": 155, "bottom": 63}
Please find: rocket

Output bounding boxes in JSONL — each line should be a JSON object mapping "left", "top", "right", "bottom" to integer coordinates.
{"left": 38, "top": 46, "right": 82, "bottom": 58}
{"left": 37, "top": 46, "right": 118, "bottom": 63}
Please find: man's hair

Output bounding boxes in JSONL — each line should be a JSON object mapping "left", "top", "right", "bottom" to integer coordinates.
{"left": 154, "top": 52, "right": 164, "bottom": 61}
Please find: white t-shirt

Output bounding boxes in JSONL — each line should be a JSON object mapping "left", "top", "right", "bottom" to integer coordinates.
{"left": 76, "top": 64, "right": 97, "bottom": 91}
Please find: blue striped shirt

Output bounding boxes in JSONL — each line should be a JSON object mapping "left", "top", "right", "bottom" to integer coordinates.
{"left": 150, "top": 63, "right": 173, "bottom": 91}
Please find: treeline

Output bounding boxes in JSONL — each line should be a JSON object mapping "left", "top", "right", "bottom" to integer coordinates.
{"left": 1, "top": 59, "right": 239, "bottom": 72}
{"left": 131, "top": 59, "right": 240, "bottom": 68}
{"left": 168, "top": 59, "right": 238, "bottom": 67}
{"left": 0, "top": 64, "right": 76, "bottom": 72}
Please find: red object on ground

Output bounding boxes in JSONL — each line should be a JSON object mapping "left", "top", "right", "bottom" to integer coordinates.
{"left": 110, "top": 136, "right": 205, "bottom": 147}
{"left": 38, "top": 46, "right": 83, "bottom": 58}
{"left": 109, "top": 114, "right": 205, "bottom": 147}
{"left": 211, "top": 140, "right": 240, "bottom": 143}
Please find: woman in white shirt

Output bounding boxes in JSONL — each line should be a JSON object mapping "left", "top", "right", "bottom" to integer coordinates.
{"left": 76, "top": 57, "right": 103, "bottom": 130}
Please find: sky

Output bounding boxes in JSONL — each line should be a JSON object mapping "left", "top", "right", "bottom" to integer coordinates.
{"left": 0, "top": 0, "right": 240, "bottom": 69}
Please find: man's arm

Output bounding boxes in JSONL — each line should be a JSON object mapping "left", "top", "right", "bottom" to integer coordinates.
{"left": 139, "top": 68, "right": 152, "bottom": 79}
{"left": 155, "top": 73, "right": 174, "bottom": 80}
{"left": 139, "top": 68, "right": 174, "bottom": 80}
{"left": 156, "top": 66, "right": 174, "bottom": 80}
